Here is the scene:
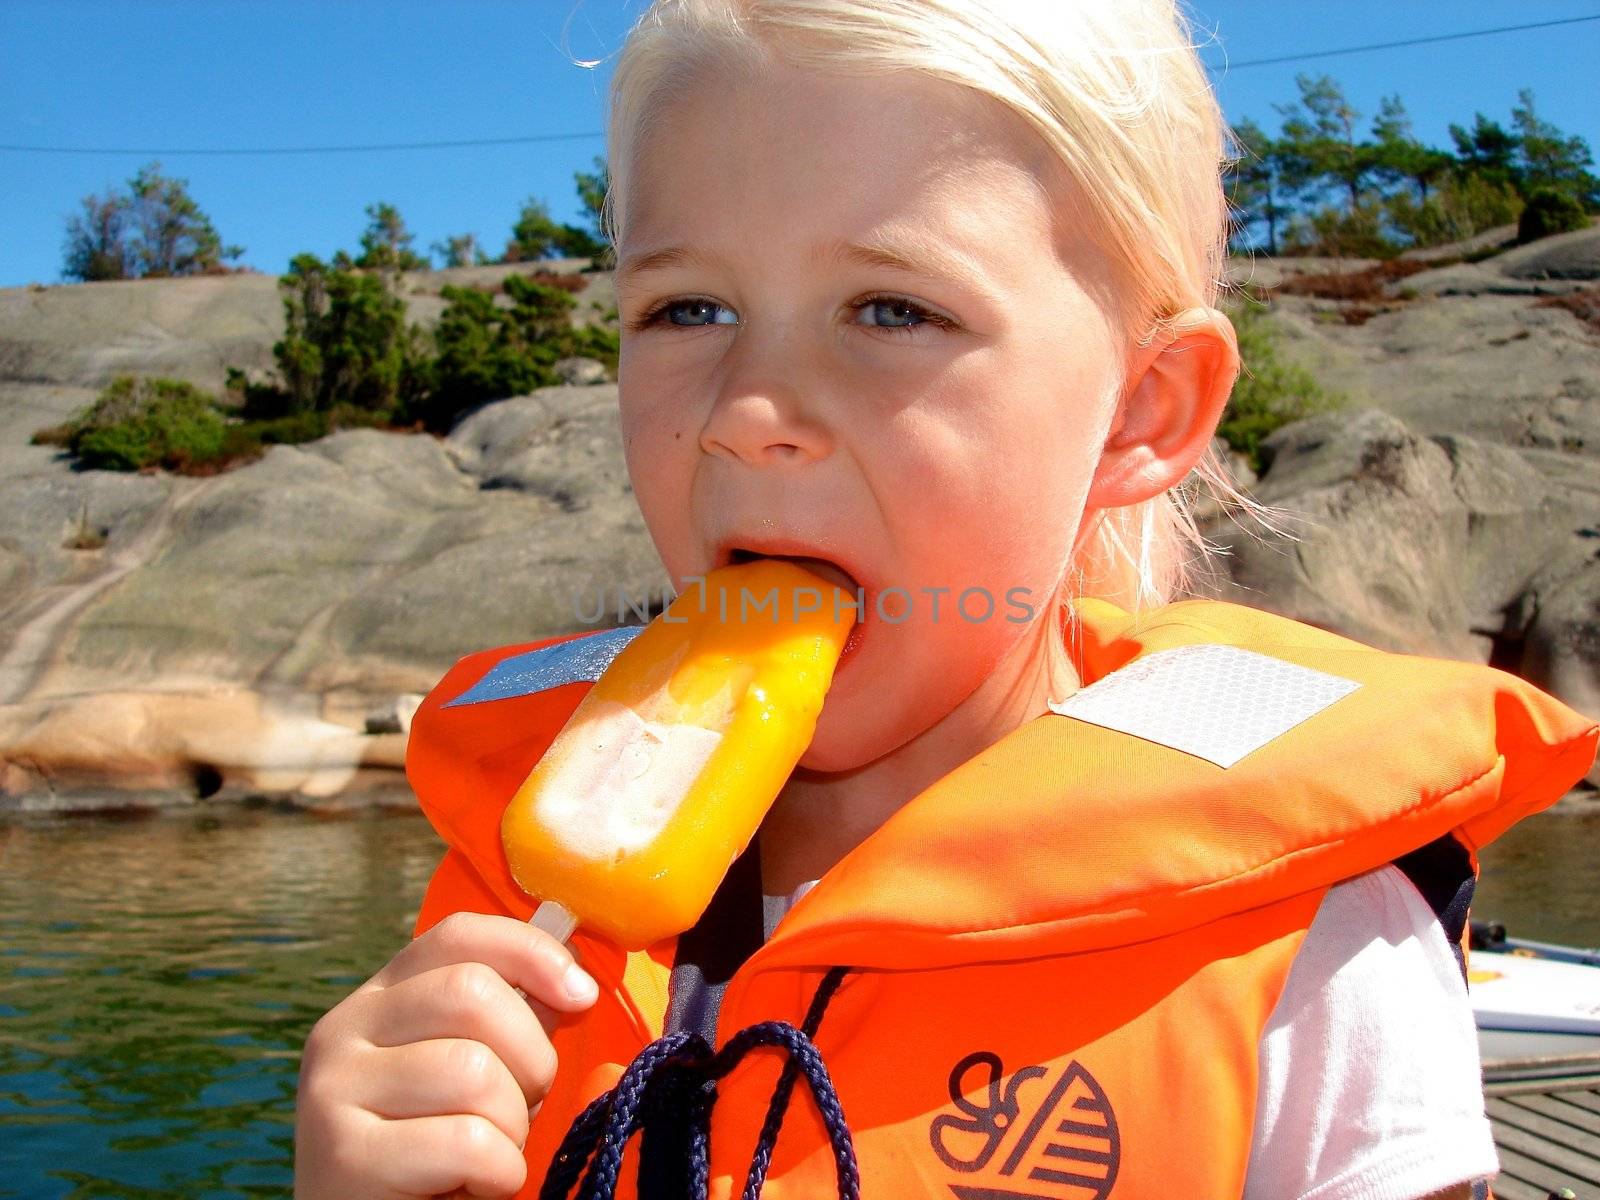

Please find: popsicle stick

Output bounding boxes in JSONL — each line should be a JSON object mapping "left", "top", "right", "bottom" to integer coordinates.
{"left": 512, "top": 902, "right": 579, "bottom": 1009}
{"left": 529, "top": 899, "right": 578, "bottom": 945}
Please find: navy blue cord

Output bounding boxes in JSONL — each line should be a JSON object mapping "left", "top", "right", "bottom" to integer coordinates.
{"left": 737, "top": 967, "right": 853, "bottom": 1200}
{"left": 538, "top": 967, "right": 856, "bottom": 1200}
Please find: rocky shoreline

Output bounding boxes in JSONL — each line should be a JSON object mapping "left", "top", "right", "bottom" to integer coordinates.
{"left": 2, "top": 234, "right": 1596, "bottom": 813}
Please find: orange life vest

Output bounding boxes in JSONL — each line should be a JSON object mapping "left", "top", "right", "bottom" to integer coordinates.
{"left": 407, "top": 598, "right": 1598, "bottom": 1200}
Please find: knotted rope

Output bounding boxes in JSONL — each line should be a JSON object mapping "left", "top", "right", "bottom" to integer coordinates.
{"left": 538, "top": 966, "right": 857, "bottom": 1200}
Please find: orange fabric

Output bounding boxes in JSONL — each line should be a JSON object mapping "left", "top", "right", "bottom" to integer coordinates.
{"left": 408, "top": 598, "right": 1599, "bottom": 1199}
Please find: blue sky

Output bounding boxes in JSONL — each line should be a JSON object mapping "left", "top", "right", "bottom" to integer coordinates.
{"left": 4, "top": 2, "right": 1597, "bottom": 288}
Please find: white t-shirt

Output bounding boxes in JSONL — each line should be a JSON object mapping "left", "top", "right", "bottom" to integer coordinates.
{"left": 1244, "top": 864, "right": 1498, "bottom": 1199}
{"left": 760, "top": 864, "right": 1499, "bottom": 1200}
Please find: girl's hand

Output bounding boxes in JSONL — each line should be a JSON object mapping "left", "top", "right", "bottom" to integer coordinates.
{"left": 293, "top": 912, "right": 600, "bottom": 1200}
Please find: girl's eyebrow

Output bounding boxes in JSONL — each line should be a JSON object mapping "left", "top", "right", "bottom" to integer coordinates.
{"left": 616, "top": 236, "right": 1000, "bottom": 305}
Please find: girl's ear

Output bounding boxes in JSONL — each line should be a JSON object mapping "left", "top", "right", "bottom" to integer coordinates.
{"left": 1085, "top": 306, "right": 1240, "bottom": 509}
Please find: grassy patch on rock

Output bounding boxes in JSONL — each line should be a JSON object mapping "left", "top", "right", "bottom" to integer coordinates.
{"left": 33, "top": 376, "right": 235, "bottom": 473}
{"left": 28, "top": 375, "right": 406, "bottom": 475}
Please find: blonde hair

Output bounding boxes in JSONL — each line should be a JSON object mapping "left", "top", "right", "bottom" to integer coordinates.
{"left": 595, "top": 0, "right": 1249, "bottom": 616}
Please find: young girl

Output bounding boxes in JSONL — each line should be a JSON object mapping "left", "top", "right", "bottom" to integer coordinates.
{"left": 294, "top": 3, "right": 1598, "bottom": 1198}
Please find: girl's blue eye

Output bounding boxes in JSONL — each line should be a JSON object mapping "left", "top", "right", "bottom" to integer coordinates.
{"left": 629, "top": 294, "right": 953, "bottom": 334}
{"left": 634, "top": 298, "right": 737, "bottom": 329}
{"left": 857, "top": 295, "right": 945, "bottom": 332}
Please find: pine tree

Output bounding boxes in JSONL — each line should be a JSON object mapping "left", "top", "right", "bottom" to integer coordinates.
{"left": 1226, "top": 118, "right": 1289, "bottom": 255}
{"left": 350, "top": 202, "right": 429, "bottom": 272}
{"left": 1510, "top": 89, "right": 1599, "bottom": 206}
{"left": 62, "top": 161, "right": 242, "bottom": 281}
{"left": 1370, "top": 96, "right": 1452, "bottom": 205}
{"left": 62, "top": 191, "right": 131, "bottom": 281}
{"left": 1274, "top": 74, "right": 1375, "bottom": 213}
{"left": 431, "top": 233, "right": 488, "bottom": 269}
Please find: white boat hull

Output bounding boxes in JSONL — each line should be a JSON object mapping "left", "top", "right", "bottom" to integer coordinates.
{"left": 1471, "top": 943, "right": 1600, "bottom": 1078}
{"left": 1470, "top": 949, "right": 1600, "bottom": 1037}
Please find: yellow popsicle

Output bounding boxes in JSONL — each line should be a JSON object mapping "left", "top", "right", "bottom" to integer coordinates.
{"left": 502, "top": 560, "right": 855, "bottom": 950}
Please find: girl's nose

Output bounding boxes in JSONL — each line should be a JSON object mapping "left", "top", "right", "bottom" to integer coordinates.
{"left": 699, "top": 371, "right": 835, "bottom": 467}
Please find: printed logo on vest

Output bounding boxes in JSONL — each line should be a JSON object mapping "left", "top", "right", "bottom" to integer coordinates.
{"left": 929, "top": 1050, "right": 1120, "bottom": 1200}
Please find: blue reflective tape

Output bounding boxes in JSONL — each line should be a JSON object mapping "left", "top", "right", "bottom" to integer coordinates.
{"left": 443, "top": 625, "right": 645, "bottom": 707}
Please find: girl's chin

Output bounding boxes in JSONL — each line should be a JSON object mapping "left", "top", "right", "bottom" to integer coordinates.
{"left": 793, "top": 741, "right": 883, "bottom": 778}
{"left": 794, "top": 688, "right": 881, "bottom": 776}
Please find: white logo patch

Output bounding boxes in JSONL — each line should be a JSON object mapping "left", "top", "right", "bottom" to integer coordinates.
{"left": 1048, "top": 644, "right": 1361, "bottom": 768}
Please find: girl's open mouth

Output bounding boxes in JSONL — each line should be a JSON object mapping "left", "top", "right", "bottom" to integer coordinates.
{"left": 723, "top": 546, "right": 864, "bottom": 599}
{"left": 720, "top": 545, "right": 868, "bottom": 671}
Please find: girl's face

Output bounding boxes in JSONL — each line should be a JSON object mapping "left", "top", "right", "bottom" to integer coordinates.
{"left": 615, "top": 59, "right": 1130, "bottom": 773}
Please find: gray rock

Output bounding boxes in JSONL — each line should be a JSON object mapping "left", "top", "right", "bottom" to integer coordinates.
{"left": 554, "top": 356, "right": 609, "bottom": 386}
{"left": 1496, "top": 221, "right": 1600, "bottom": 282}
{"left": 1257, "top": 290, "right": 1600, "bottom": 459}
{"left": 1208, "top": 410, "right": 1480, "bottom": 660}
{"left": 1402, "top": 223, "right": 1600, "bottom": 295}
{"left": 1523, "top": 555, "right": 1600, "bottom": 781}
{"left": 42, "top": 415, "right": 662, "bottom": 697}
{"left": 1224, "top": 254, "right": 1382, "bottom": 291}
{"left": 1396, "top": 224, "right": 1517, "bottom": 264}
{"left": 1203, "top": 410, "right": 1598, "bottom": 765}
{"left": 447, "top": 388, "right": 634, "bottom": 511}
{"left": 0, "top": 273, "right": 281, "bottom": 400}
{"left": 1401, "top": 263, "right": 1592, "bottom": 298}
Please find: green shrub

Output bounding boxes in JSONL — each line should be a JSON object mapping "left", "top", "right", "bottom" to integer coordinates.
{"left": 417, "top": 274, "right": 575, "bottom": 430}
{"left": 1280, "top": 203, "right": 1395, "bottom": 259}
{"left": 239, "top": 410, "right": 329, "bottom": 446}
{"left": 1385, "top": 174, "right": 1524, "bottom": 248}
{"left": 564, "top": 322, "right": 620, "bottom": 377}
{"left": 504, "top": 198, "right": 607, "bottom": 264}
{"left": 322, "top": 403, "right": 401, "bottom": 433}
{"left": 269, "top": 253, "right": 431, "bottom": 420}
{"left": 39, "top": 368, "right": 430, "bottom": 477}
{"left": 1219, "top": 293, "right": 1342, "bottom": 471}
{"left": 58, "top": 375, "right": 230, "bottom": 471}
{"left": 1517, "top": 188, "right": 1591, "bottom": 244}
{"left": 191, "top": 243, "right": 618, "bottom": 461}
{"left": 226, "top": 258, "right": 614, "bottom": 445}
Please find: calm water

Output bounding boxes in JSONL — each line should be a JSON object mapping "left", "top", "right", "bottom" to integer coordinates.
{"left": 1471, "top": 804, "right": 1600, "bottom": 948}
{"left": 0, "top": 806, "right": 443, "bottom": 1200}
{"left": 0, "top": 801, "right": 1596, "bottom": 1199}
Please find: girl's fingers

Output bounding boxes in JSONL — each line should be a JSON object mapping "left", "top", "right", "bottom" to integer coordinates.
{"left": 366, "top": 964, "right": 557, "bottom": 1106}
{"left": 362, "top": 1039, "right": 531, "bottom": 1151}
{"left": 373, "top": 912, "right": 598, "bottom": 1015}
{"left": 361, "top": 1112, "right": 527, "bottom": 1199}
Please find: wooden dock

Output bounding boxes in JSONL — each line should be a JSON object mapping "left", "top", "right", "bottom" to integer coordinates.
{"left": 1482, "top": 1052, "right": 1600, "bottom": 1199}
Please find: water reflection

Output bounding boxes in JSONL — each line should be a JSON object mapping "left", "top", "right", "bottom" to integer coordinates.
{"left": 0, "top": 805, "right": 443, "bottom": 1199}
{"left": 1475, "top": 805, "right": 1600, "bottom": 949}
{"left": 0, "top": 799, "right": 1593, "bottom": 1197}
